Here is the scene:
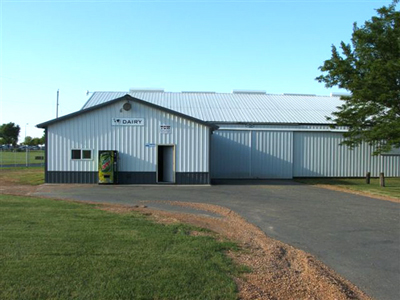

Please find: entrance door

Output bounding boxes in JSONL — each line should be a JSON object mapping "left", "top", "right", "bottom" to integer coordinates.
{"left": 157, "top": 145, "right": 175, "bottom": 183}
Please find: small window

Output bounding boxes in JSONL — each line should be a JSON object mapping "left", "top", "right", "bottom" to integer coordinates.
{"left": 71, "top": 149, "right": 81, "bottom": 159}
{"left": 82, "top": 150, "right": 92, "bottom": 159}
{"left": 71, "top": 149, "right": 92, "bottom": 160}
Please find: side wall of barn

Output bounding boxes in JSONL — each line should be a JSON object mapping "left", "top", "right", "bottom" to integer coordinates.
{"left": 211, "top": 125, "right": 400, "bottom": 179}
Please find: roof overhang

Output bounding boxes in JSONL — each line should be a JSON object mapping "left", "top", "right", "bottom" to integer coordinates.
{"left": 37, "top": 94, "right": 219, "bottom": 130}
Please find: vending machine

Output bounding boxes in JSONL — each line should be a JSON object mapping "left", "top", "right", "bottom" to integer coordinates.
{"left": 98, "top": 150, "right": 118, "bottom": 184}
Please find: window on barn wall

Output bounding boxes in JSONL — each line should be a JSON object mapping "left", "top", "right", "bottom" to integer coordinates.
{"left": 71, "top": 149, "right": 92, "bottom": 160}
{"left": 82, "top": 150, "right": 92, "bottom": 159}
{"left": 71, "top": 149, "right": 81, "bottom": 159}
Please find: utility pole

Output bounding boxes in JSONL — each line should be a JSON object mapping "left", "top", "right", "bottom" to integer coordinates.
{"left": 56, "top": 89, "right": 59, "bottom": 118}
{"left": 25, "top": 123, "right": 29, "bottom": 167}
{"left": 25, "top": 123, "right": 28, "bottom": 140}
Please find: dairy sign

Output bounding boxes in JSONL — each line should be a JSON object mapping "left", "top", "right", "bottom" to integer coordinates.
{"left": 112, "top": 118, "right": 144, "bottom": 126}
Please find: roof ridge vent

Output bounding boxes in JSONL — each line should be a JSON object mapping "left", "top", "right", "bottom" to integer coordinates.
{"left": 182, "top": 91, "right": 216, "bottom": 94}
{"left": 330, "top": 92, "right": 352, "bottom": 97}
{"left": 232, "top": 90, "right": 266, "bottom": 94}
{"left": 129, "top": 88, "right": 164, "bottom": 93}
{"left": 283, "top": 93, "right": 316, "bottom": 96}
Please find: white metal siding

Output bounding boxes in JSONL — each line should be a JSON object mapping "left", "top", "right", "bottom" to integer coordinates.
{"left": 47, "top": 100, "right": 210, "bottom": 173}
{"left": 251, "top": 131, "right": 293, "bottom": 178}
{"left": 293, "top": 132, "right": 400, "bottom": 177}
{"left": 211, "top": 130, "right": 293, "bottom": 179}
{"left": 211, "top": 131, "right": 251, "bottom": 178}
{"left": 217, "top": 124, "right": 348, "bottom": 132}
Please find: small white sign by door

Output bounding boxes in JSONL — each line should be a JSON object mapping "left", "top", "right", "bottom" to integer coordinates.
{"left": 160, "top": 125, "right": 171, "bottom": 134}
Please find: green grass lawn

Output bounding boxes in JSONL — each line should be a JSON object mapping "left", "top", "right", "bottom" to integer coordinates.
{"left": 296, "top": 177, "right": 400, "bottom": 199}
{"left": 0, "top": 195, "right": 244, "bottom": 299}
{"left": 0, "top": 150, "right": 45, "bottom": 165}
{"left": 0, "top": 167, "right": 44, "bottom": 185}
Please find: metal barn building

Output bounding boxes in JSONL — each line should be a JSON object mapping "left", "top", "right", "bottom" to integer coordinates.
{"left": 37, "top": 89, "right": 400, "bottom": 184}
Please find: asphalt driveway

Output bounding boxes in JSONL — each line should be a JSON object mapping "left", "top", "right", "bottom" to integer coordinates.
{"left": 33, "top": 180, "right": 400, "bottom": 300}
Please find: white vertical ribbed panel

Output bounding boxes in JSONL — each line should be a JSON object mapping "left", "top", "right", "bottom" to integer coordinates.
{"left": 211, "top": 130, "right": 251, "bottom": 178}
{"left": 381, "top": 155, "right": 400, "bottom": 177}
{"left": 251, "top": 131, "right": 293, "bottom": 178}
{"left": 293, "top": 132, "right": 400, "bottom": 177}
{"left": 47, "top": 100, "right": 210, "bottom": 172}
{"left": 211, "top": 130, "right": 293, "bottom": 179}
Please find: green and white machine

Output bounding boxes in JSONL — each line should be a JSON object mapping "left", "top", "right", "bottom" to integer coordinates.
{"left": 98, "top": 150, "right": 118, "bottom": 184}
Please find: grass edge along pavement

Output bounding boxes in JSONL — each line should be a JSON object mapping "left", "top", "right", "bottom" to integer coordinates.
{"left": 0, "top": 167, "right": 44, "bottom": 186}
{"left": 0, "top": 194, "right": 246, "bottom": 300}
{"left": 295, "top": 177, "right": 400, "bottom": 201}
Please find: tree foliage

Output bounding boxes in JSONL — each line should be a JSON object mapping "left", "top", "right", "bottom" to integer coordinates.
{"left": 31, "top": 137, "right": 41, "bottom": 146}
{"left": 22, "top": 135, "right": 44, "bottom": 146}
{"left": 316, "top": 0, "right": 400, "bottom": 154}
{"left": 0, "top": 123, "right": 20, "bottom": 147}
{"left": 24, "top": 136, "right": 33, "bottom": 146}
{"left": 39, "top": 132, "right": 45, "bottom": 145}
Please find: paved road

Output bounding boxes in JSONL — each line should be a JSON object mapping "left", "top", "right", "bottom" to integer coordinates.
{"left": 33, "top": 181, "right": 400, "bottom": 300}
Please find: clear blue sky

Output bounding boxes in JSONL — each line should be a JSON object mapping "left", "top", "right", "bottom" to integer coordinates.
{"left": 0, "top": 0, "right": 393, "bottom": 141}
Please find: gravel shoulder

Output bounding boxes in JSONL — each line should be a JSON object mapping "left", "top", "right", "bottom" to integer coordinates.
{"left": 304, "top": 183, "right": 400, "bottom": 203}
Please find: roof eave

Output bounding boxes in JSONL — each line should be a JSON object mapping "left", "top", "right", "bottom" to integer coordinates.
{"left": 36, "top": 94, "right": 219, "bottom": 130}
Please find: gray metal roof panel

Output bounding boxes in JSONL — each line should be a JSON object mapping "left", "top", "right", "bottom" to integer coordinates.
{"left": 38, "top": 95, "right": 219, "bottom": 130}
{"left": 82, "top": 91, "right": 342, "bottom": 124}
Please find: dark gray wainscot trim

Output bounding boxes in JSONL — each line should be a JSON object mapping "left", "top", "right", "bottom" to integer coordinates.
{"left": 176, "top": 172, "right": 210, "bottom": 184}
{"left": 46, "top": 172, "right": 210, "bottom": 184}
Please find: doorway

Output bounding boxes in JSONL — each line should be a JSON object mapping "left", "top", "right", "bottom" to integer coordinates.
{"left": 157, "top": 145, "right": 175, "bottom": 183}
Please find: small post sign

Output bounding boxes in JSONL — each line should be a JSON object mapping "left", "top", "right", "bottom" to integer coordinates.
{"left": 160, "top": 125, "right": 171, "bottom": 134}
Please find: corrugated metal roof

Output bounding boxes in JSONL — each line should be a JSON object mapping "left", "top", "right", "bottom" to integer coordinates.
{"left": 82, "top": 91, "right": 343, "bottom": 124}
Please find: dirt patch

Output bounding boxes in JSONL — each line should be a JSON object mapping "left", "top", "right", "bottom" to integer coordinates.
{"left": 313, "top": 184, "right": 399, "bottom": 203}
{"left": 0, "top": 184, "right": 39, "bottom": 196}
{"left": 99, "top": 201, "right": 371, "bottom": 300}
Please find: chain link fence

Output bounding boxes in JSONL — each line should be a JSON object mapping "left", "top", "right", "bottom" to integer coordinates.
{"left": 0, "top": 149, "right": 45, "bottom": 168}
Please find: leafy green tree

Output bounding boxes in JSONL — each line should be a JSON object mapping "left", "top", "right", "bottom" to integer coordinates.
{"left": 24, "top": 136, "right": 33, "bottom": 146}
{"left": 0, "top": 123, "right": 20, "bottom": 147}
{"left": 31, "top": 137, "right": 41, "bottom": 146}
{"left": 316, "top": 0, "right": 400, "bottom": 154}
{"left": 39, "top": 132, "right": 45, "bottom": 145}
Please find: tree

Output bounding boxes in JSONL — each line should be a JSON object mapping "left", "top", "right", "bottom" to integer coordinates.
{"left": 316, "top": 0, "right": 400, "bottom": 154}
{"left": 24, "top": 136, "right": 33, "bottom": 146}
{"left": 39, "top": 132, "right": 45, "bottom": 145}
{"left": 31, "top": 137, "right": 41, "bottom": 146}
{"left": 0, "top": 122, "right": 20, "bottom": 147}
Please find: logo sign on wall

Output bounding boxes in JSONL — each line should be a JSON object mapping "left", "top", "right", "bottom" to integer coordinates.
{"left": 160, "top": 125, "right": 171, "bottom": 134}
{"left": 112, "top": 118, "right": 144, "bottom": 126}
